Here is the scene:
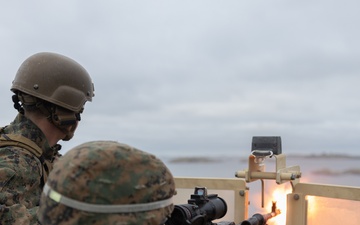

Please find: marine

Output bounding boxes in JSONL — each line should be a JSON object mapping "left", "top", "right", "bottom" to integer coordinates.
{"left": 0, "top": 52, "right": 94, "bottom": 224}
{"left": 38, "top": 140, "right": 175, "bottom": 225}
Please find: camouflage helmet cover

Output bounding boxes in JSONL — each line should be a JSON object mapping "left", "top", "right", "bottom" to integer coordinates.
{"left": 11, "top": 52, "right": 94, "bottom": 112}
{"left": 38, "top": 141, "right": 175, "bottom": 225}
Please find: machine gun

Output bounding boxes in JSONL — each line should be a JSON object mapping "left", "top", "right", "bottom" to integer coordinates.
{"left": 165, "top": 186, "right": 280, "bottom": 225}
{"left": 165, "top": 187, "right": 235, "bottom": 225}
{"left": 240, "top": 202, "right": 281, "bottom": 225}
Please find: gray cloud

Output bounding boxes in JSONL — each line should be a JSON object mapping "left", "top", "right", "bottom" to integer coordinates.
{"left": 1, "top": 0, "right": 360, "bottom": 157}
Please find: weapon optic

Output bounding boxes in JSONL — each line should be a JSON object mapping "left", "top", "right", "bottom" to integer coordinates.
{"left": 165, "top": 187, "right": 235, "bottom": 225}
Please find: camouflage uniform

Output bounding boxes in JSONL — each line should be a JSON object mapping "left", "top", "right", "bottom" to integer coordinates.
{"left": 0, "top": 52, "right": 94, "bottom": 225}
{"left": 38, "top": 141, "right": 176, "bottom": 225}
{"left": 0, "top": 113, "right": 59, "bottom": 225}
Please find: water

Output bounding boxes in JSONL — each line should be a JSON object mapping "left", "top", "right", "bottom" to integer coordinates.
{"left": 161, "top": 154, "right": 360, "bottom": 186}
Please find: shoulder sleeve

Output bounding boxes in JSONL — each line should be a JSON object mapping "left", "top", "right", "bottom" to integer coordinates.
{"left": 0, "top": 204, "right": 40, "bottom": 225}
{"left": 0, "top": 147, "right": 42, "bottom": 225}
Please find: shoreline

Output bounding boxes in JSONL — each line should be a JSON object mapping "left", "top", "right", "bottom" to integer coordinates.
{"left": 166, "top": 152, "right": 360, "bottom": 164}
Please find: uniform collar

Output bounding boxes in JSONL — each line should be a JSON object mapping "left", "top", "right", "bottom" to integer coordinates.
{"left": 4, "top": 113, "right": 60, "bottom": 160}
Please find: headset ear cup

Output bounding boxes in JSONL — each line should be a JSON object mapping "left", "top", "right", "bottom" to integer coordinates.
{"left": 52, "top": 106, "right": 78, "bottom": 126}
{"left": 49, "top": 106, "right": 80, "bottom": 141}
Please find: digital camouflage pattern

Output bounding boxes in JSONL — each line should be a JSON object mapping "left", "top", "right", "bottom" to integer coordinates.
{"left": 38, "top": 141, "right": 176, "bottom": 225}
{"left": 0, "top": 113, "right": 59, "bottom": 225}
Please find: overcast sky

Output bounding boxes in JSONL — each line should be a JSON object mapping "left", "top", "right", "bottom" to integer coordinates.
{"left": 1, "top": 1, "right": 360, "bottom": 157}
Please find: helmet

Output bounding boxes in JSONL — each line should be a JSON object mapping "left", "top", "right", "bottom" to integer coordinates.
{"left": 11, "top": 52, "right": 94, "bottom": 113}
{"left": 38, "top": 141, "right": 176, "bottom": 225}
